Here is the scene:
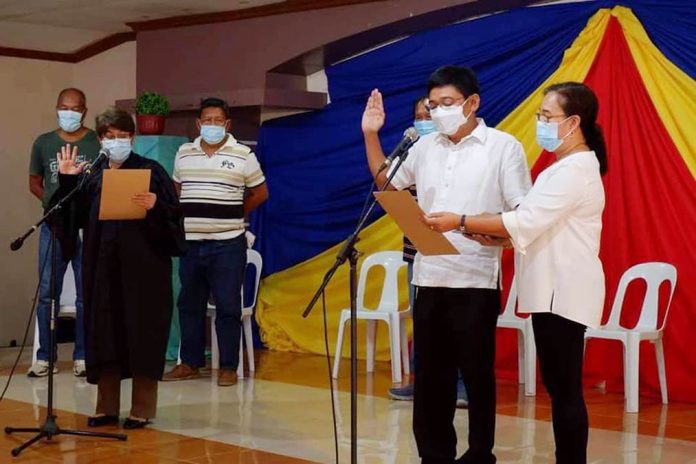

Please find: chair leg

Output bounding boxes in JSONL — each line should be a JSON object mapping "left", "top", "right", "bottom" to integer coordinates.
{"left": 388, "top": 318, "right": 402, "bottom": 384}
{"left": 237, "top": 329, "right": 244, "bottom": 379}
{"left": 516, "top": 330, "right": 525, "bottom": 384}
{"left": 400, "top": 319, "right": 410, "bottom": 376}
{"left": 366, "top": 320, "right": 376, "bottom": 373}
{"left": 654, "top": 338, "right": 668, "bottom": 405}
{"left": 524, "top": 325, "right": 537, "bottom": 397}
{"left": 210, "top": 311, "right": 220, "bottom": 370}
{"left": 624, "top": 334, "right": 640, "bottom": 413}
{"left": 332, "top": 313, "right": 347, "bottom": 379}
{"left": 32, "top": 315, "right": 40, "bottom": 365}
{"left": 243, "top": 316, "right": 255, "bottom": 372}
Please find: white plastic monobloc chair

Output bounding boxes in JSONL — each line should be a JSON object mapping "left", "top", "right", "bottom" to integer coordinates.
{"left": 32, "top": 263, "right": 78, "bottom": 364}
{"left": 585, "top": 262, "right": 677, "bottom": 413}
{"left": 208, "top": 249, "right": 263, "bottom": 378}
{"left": 332, "top": 251, "right": 411, "bottom": 384}
{"left": 497, "top": 277, "right": 537, "bottom": 396}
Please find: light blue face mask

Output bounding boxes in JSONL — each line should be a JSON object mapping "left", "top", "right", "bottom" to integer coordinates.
{"left": 200, "top": 125, "right": 226, "bottom": 145}
{"left": 57, "top": 110, "right": 83, "bottom": 133}
{"left": 536, "top": 118, "right": 570, "bottom": 152}
{"left": 102, "top": 138, "right": 132, "bottom": 163}
{"left": 413, "top": 120, "right": 437, "bottom": 137}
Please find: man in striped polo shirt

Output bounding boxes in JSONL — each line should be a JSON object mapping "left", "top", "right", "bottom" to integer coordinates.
{"left": 164, "top": 98, "right": 268, "bottom": 387}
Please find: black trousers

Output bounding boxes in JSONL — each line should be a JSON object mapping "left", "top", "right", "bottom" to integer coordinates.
{"left": 413, "top": 287, "right": 500, "bottom": 464}
{"left": 532, "top": 313, "right": 588, "bottom": 464}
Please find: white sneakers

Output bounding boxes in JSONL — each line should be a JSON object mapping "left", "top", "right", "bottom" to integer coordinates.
{"left": 27, "top": 360, "right": 86, "bottom": 378}
{"left": 26, "top": 360, "right": 58, "bottom": 378}
{"left": 73, "top": 360, "right": 86, "bottom": 377}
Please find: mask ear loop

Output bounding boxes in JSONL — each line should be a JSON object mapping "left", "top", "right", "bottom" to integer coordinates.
{"left": 556, "top": 115, "right": 578, "bottom": 144}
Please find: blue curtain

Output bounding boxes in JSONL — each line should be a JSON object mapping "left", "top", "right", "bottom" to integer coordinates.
{"left": 251, "top": 0, "right": 694, "bottom": 277}
{"left": 626, "top": 0, "right": 696, "bottom": 78}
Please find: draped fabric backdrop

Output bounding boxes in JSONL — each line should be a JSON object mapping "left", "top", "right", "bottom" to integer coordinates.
{"left": 251, "top": 0, "right": 696, "bottom": 402}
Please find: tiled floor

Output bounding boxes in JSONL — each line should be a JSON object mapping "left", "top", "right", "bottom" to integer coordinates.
{"left": 0, "top": 346, "right": 694, "bottom": 463}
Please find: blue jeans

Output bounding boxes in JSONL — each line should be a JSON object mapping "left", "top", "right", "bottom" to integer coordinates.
{"left": 178, "top": 236, "right": 246, "bottom": 369}
{"left": 37, "top": 223, "right": 85, "bottom": 361}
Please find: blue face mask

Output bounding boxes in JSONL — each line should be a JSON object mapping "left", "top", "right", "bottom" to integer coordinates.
{"left": 536, "top": 118, "right": 570, "bottom": 152}
{"left": 102, "top": 138, "right": 132, "bottom": 163}
{"left": 413, "top": 120, "right": 437, "bottom": 137}
{"left": 200, "top": 125, "right": 226, "bottom": 145}
{"left": 57, "top": 110, "right": 83, "bottom": 133}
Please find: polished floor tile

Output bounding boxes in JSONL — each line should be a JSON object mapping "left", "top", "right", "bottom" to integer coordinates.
{"left": 0, "top": 346, "right": 694, "bottom": 463}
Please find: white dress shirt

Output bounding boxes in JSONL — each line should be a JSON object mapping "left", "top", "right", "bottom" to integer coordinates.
{"left": 502, "top": 151, "right": 605, "bottom": 328}
{"left": 389, "top": 119, "right": 531, "bottom": 289}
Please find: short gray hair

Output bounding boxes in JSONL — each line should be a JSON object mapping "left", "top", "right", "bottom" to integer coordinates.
{"left": 95, "top": 107, "right": 135, "bottom": 137}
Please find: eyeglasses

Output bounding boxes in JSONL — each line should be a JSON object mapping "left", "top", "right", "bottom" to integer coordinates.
{"left": 425, "top": 97, "right": 466, "bottom": 111}
{"left": 535, "top": 112, "right": 567, "bottom": 123}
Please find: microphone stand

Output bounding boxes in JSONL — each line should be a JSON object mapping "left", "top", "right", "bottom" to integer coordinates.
{"left": 303, "top": 151, "right": 409, "bottom": 464}
{"left": 5, "top": 161, "right": 126, "bottom": 457}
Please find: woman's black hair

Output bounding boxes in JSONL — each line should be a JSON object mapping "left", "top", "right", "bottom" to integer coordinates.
{"left": 545, "top": 82, "right": 608, "bottom": 174}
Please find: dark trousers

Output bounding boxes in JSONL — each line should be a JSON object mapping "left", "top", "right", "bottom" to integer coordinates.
{"left": 532, "top": 313, "right": 588, "bottom": 464}
{"left": 178, "top": 236, "right": 246, "bottom": 370}
{"left": 413, "top": 287, "right": 500, "bottom": 464}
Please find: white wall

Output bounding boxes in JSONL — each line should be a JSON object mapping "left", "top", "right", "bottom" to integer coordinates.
{"left": 0, "top": 42, "right": 136, "bottom": 346}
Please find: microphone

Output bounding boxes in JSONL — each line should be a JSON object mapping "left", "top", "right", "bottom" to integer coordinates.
{"left": 84, "top": 148, "right": 110, "bottom": 175}
{"left": 378, "top": 127, "right": 419, "bottom": 173}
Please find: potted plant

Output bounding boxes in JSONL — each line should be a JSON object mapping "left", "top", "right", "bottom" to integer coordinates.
{"left": 135, "top": 91, "right": 169, "bottom": 135}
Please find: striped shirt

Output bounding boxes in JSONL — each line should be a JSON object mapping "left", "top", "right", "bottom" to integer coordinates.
{"left": 173, "top": 134, "right": 265, "bottom": 241}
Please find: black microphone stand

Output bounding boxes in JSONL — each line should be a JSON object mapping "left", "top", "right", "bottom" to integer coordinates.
{"left": 303, "top": 150, "right": 409, "bottom": 464}
{"left": 5, "top": 162, "right": 126, "bottom": 457}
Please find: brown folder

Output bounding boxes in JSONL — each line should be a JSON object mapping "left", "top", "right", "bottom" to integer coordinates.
{"left": 98, "top": 169, "right": 151, "bottom": 220}
{"left": 374, "top": 190, "right": 459, "bottom": 256}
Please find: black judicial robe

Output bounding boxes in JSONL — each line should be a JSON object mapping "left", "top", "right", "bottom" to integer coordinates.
{"left": 54, "top": 153, "right": 186, "bottom": 385}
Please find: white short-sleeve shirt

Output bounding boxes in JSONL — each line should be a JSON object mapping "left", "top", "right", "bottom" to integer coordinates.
{"left": 502, "top": 151, "right": 605, "bottom": 328}
{"left": 389, "top": 119, "right": 532, "bottom": 289}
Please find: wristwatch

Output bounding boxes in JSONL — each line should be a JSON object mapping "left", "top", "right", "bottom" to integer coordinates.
{"left": 459, "top": 214, "right": 467, "bottom": 234}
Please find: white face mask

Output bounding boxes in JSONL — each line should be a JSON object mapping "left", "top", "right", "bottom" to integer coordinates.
{"left": 57, "top": 110, "right": 83, "bottom": 133}
{"left": 429, "top": 97, "right": 472, "bottom": 135}
{"left": 102, "top": 138, "right": 132, "bottom": 163}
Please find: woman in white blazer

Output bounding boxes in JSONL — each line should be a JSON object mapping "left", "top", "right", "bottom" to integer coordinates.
{"left": 424, "top": 82, "right": 607, "bottom": 464}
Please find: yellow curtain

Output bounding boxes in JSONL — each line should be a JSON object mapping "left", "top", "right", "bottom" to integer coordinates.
{"left": 256, "top": 215, "right": 409, "bottom": 360}
{"left": 496, "top": 9, "right": 611, "bottom": 167}
{"left": 613, "top": 6, "right": 696, "bottom": 178}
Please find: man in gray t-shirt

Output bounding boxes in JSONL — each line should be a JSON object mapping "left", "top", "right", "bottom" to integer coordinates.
{"left": 27, "top": 88, "right": 99, "bottom": 378}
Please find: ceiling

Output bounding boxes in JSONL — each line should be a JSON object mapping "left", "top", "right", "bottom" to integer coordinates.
{"left": 0, "top": 0, "right": 285, "bottom": 53}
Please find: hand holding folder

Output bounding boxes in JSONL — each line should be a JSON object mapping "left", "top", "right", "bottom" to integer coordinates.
{"left": 99, "top": 169, "right": 152, "bottom": 220}
{"left": 374, "top": 190, "right": 459, "bottom": 256}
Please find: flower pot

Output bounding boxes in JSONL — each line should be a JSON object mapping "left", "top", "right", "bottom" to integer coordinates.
{"left": 137, "top": 114, "right": 166, "bottom": 135}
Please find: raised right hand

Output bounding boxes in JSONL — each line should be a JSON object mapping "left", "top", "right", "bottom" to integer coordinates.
{"left": 56, "top": 144, "right": 87, "bottom": 175}
{"left": 361, "top": 88, "right": 386, "bottom": 134}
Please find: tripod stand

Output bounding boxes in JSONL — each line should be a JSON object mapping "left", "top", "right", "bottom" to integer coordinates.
{"left": 5, "top": 172, "right": 126, "bottom": 457}
{"left": 303, "top": 153, "right": 408, "bottom": 464}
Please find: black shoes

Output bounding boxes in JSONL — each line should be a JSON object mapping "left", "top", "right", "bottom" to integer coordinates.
{"left": 87, "top": 415, "right": 119, "bottom": 427}
{"left": 87, "top": 415, "right": 151, "bottom": 429}
{"left": 123, "top": 418, "right": 151, "bottom": 429}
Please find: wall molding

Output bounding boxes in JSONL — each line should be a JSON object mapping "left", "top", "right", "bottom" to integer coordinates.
{"left": 127, "top": 0, "right": 383, "bottom": 31}
{"left": 0, "top": 32, "right": 135, "bottom": 63}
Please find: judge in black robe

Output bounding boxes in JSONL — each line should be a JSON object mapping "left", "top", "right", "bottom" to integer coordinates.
{"left": 54, "top": 108, "right": 186, "bottom": 429}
